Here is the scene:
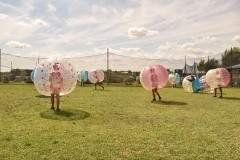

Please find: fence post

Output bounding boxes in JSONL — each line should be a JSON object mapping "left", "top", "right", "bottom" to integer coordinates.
{"left": 107, "top": 48, "right": 109, "bottom": 86}
{"left": 0, "top": 49, "right": 1, "bottom": 82}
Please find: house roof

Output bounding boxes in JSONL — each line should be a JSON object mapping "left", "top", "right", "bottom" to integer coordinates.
{"left": 225, "top": 64, "right": 240, "bottom": 69}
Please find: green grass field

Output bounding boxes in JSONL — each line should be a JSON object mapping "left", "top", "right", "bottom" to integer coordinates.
{"left": 0, "top": 83, "right": 240, "bottom": 159}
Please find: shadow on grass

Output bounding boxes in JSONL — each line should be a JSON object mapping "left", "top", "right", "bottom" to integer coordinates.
{"left": 219, "top": 97, "right": 240, "bottom": 100}
{"left": 35, "top": 95, "right": 49, "bottom": 98}
{"left": 152, "top": 100, "right": 188, "bottom": 106}
{"left": 93, "top": 89, "right": 111, "bottom": 92}
{"left": 40, "top": 109, "right": 90, "bottom": 121}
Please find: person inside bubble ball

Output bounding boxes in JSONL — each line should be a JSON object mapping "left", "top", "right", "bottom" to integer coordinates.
{"left": 150, "top": 67, "right": 161, "bottom": 101}
{"left": 93, "top": 71, "right": 104, "bottom": 90}
{"left": 49, "top": 63, "right": 63, "bottom": 111}
{"left": 213, "top": 70, "right": 223, "bottom": 98}
{"left": 172, "top": 73, "right": 177, "bottom": 88}
{"left": 188, "top": 75, "right": 195, "bottom": 82}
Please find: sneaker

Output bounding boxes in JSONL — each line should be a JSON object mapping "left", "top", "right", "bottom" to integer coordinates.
{"left": 152, "top": 98, "right": 156, "bottom": 102}
{"left": 50, "top": 106, "right": 55, "bottom": 110}
{"left": 56, "top": 108, "right": 60, "bottom": 112}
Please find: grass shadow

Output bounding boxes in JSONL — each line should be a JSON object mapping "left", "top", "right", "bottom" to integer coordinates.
{"left": 219, "top": 97, "right": 240, "bottom": 100}
{"left": 40, "top": 109, "right": 90, "bottom": 121}
{"left": 93, "top": 89, "right": 110, "bottom": 92}
{"left": 152, "top": 100, "right": 188, "bottom": 106}
{"left": 35, "top": 95, "right": 49, "bottom": 98}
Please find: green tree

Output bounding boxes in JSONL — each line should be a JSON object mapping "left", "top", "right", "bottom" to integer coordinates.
{"left": 204, "top": 58, "right": 220, "bottom": 72}
{"left": 221, "top": 47, "right": 240, "bottom": 67}
{"left": 198, "top": 59, "right": 205, "bottom": 71}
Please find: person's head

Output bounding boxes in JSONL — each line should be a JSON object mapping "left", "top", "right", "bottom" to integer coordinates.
{"left": 150, "top": 67, "right": 155, "bottom": 73}
{"left": 53, "top": 63, "right": 59, "bottom": 71}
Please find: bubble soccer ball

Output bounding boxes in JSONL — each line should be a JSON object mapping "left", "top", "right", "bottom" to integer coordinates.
{"left": 199, "top": 75, "right": 214, "bottom": 93}
{"left": 206, "top": 68, "right": 230, "bottom": 88}
{"left": 182, "top": 75, "right": 193, "bottom": 92}
{"left": 34, "top": 58, "right": 78, "bottom": 96}
{"left": 199, "top": 75, "right": 209, "bottom": 89}
{"left": 88, "top": 69, "right": 104, "bottom": 83}
{"left": 77, "top": 70, "right": 88, "bottom": 82}
{"left": 168, "top": 73, "right": 181, "bottom": 85}
{"left": 140, "top": 64, "right": 168, "bottom": 90}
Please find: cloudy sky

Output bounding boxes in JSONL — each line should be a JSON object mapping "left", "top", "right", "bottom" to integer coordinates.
{"left": 0, "top": 0, "right": 240, "bottom": 62}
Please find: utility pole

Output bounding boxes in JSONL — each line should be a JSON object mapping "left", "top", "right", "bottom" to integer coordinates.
{"left": 0, "top": 49, "right": 1, "bottom": 82}
{"left": 184, "top": 55, "right": 186, "bottom": 76}
{"left": 230, "top": 48, "right": 233, "bottom": 86}
{"left": 107, "top": 48, "right": 109, "bottom": 86}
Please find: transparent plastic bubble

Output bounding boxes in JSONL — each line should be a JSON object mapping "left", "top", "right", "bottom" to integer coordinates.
{"left": 34, "top": 58, "right": 77, "bottom": 96}
{"left": 168, "top": 73, "right": 181, "bottom": 84}
{"left": 206, "top": 68, "right": 230, "bottom": 88}
{"left": 199, "top": 75, "right": 209, "bottom": 89}
{"left": 140, "top": 64, "right": 168, "bottom": 90}
{"left": 77, "top": 70, "right": 88, "bottom": 82}
{"left": 88, "top": 69, "right": 104, "bottom": 83}
{"left": 182, "top": 75, "right": 193, "bottom": 92}
{"left": 199, "top": 75, "right": 214, "bottom": 93}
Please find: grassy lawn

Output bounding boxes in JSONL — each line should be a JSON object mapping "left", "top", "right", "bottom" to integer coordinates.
{"left": 0, "top": 82, "right": 240, "bottom": 159}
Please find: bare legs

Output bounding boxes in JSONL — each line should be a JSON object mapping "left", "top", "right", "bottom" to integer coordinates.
{"left": 152, "top": 88, "right": 161, "bottom": 101}
{"left": 50, "top": 93, "right": 60, "bottom": 111}
{"left": 214, "top": 87, "right": 222, "bottom": 98}
{"left": 95, "top": 82, "right": 104, "bottom": 90}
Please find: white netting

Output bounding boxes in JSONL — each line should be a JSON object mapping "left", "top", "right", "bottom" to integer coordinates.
{"left": 1, "top": 52, "right": 223, "bottom": 72}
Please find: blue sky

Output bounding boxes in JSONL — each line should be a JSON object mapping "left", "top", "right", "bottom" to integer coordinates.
{"left": 0, "top": 0, "right": 240, "bottom": 60}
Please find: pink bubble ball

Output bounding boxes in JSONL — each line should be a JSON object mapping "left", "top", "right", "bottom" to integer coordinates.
{"left": 206, "top": 68, "right": 230, "bottom": 88}
{"left": 88, "top": 69, "right": 105, "bottom": 83}
{"left": 140, "top": 65, "right": 168, "bottom": 90}
{"left": 34, "top": 58, "right": 77, "bottom": 96}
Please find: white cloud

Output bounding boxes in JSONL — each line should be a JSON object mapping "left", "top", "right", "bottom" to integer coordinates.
{"left": 91, "top": 5, "right": 119, "bottom": 15}
{"left": 33, "top": 19, "right": 48, "bottom": 26}
{"left": 93, "top": 48, "right": 106, "bottom": 54}
{"left": 157, "top": 42, "right": 176, "bottom": 51}
{"left": 16, "top": 21, "right": 32, "bottom": 28}
{"left": 179, "top": 42, "right": 196, "bottom": 50}
{"left": 232, "top": 35, "right": 240, "bottom": 44}
{"left": 201, "top": 36, "right": 221, "bottom": 42}
{"left": 15, "top": 18, "right": 48, "bottom": 28}
{"left": 91, "top": 5, "right": 108, "bottom": 14}
{"left": 127, "top": 27, "right": 159, "bottom": 39}
{"left": 5, "top": 41, "right": 31, "bottom": 49}
{"left": 85, "top": 41, "right": 95, "bottom": 45}
{"left": 58, "top": 34, "right": 64, "bottom": 38}
{"left": 120, "top": 47, "right": 144, "bottom": 53}
{"left": 48, "top": 3, "right": 57, "bottom": 12}
{"left": 155, "top": 41, "right": 211, "bottom": 59}
{"left": 0, "top": 13, "right": 8, "bottom": 19}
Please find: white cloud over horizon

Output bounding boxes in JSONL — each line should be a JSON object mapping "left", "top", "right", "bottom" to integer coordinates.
{"left": 0, "top": 13, "right": 8, "bottom": 19}
{"left": 0, "top": 0, "right": 239, "bottom": 71}
{"left": 5, "top": 41, "right": 31, "bottom": 49}
{"left": 127, "top": 27, "right": 159, "bottom": 39}
{"left": 232, "top": 35, "right": 240, "bottom": 44}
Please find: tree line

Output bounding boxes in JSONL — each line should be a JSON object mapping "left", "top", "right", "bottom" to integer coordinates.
{"left": 197, "top": 47, "right": 240, "bottom": 72}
